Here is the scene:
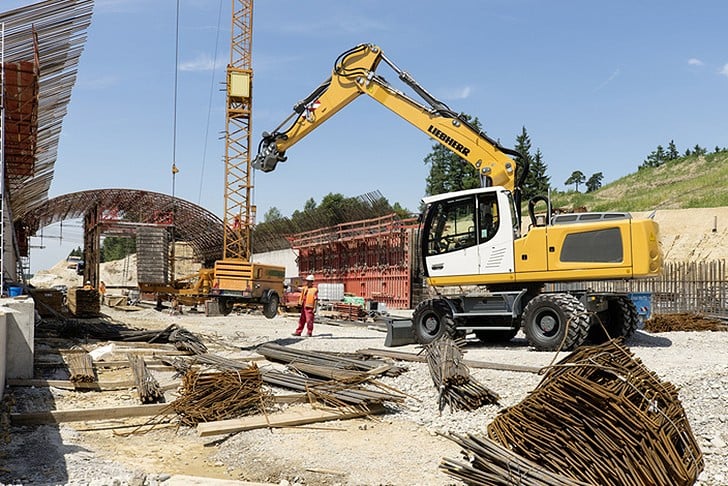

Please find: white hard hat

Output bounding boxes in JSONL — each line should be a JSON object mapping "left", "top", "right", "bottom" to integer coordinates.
{"left": 306, "top": 274, "right": 315, "bottom": 281}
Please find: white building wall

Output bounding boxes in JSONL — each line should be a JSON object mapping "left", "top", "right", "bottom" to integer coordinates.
{"left": 251, "top": 248, "right": 299, "bottom": 281}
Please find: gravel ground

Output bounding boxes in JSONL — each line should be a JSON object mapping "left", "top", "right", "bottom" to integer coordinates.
{"left": 2, "top": 306, "right": 727, "bottom": 485}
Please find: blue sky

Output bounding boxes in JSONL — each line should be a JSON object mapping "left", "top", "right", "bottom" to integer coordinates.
{"left": 12, "top": 0, "right": 728, "bottom": 272}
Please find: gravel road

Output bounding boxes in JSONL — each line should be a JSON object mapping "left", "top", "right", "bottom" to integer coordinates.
{"left": 2, "top": 306, "right": 727, "bottom": 485}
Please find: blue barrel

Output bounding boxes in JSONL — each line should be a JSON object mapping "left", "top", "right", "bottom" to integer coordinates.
{"left": 7, "top": 286, "right": 23, "bottom": 297}
{"left": 628, "top": 292, "right": 652, "bottom": 321}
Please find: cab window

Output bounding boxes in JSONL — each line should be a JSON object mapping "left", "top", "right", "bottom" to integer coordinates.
{"left": 426, "top": 196, "right": 476, "bottom": 256}
{"left": 477, "top": 193, "right": 500, "bottom": 243}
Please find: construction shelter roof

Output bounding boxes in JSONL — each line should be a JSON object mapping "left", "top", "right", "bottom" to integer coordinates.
{"left": 18, "top": 189, "right": 224, "bottom": 265}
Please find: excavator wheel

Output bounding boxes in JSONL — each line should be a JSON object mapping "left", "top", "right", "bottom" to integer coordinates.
{"left": 521, "top": 293, "right": 589, "bottom": 351}
{"left": 412, "top": 298, "right": 456, "bottom": 345}
{"left": 263, "top": 293, "right": 280, "bottom": 319}
{"left": 589, "top": 296, "right": 640, "bottom": 343}
{"left": 218, "top": 297, "right": 234, "bottom": 316}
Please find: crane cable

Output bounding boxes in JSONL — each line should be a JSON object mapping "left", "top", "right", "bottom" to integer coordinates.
{"left": 197, "top": 0, "right": 225, "bottom": 204}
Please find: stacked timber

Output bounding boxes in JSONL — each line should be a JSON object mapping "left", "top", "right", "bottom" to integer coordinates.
{"left": 29, "top": 289, "right": 65, "bottom": 317}
{"left": 67, "top": 288, "right": 100, "bottom": 317}
{"left": 137, "top": 227, "right": 170, "bottom": 284}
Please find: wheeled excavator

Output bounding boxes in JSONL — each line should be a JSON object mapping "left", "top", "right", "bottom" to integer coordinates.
{"left": 253, "top": 43, "right": 663, "bottom": 351}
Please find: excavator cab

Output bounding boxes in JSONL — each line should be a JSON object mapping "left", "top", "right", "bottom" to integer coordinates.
{"left": 421, "top": 187, "right": 517, "bottom": 284}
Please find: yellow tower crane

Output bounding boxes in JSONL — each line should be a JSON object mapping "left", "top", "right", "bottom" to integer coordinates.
{"left": 207, "top": 0, "right": 285, "bottom": 317}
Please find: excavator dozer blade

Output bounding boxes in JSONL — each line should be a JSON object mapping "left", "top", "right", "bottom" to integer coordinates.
{"left": 384, "top": 317, "right": 416, "bottom": 347}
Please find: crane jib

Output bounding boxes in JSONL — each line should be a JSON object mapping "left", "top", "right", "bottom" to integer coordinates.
{"left": 427, "top": 125, "right": 471, "bottom": 156}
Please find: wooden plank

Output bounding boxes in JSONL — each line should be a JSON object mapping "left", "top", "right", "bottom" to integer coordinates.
{"left": 7, "top": 378, "right": 135, "bottom": 390}
{"left": 197, "top": 403, "right": 385, "bottom": 437}
{"left": 357, "top": 348, "right": 543, "bottom": 374}
{"left": 10, "top": 403, "right": 173, "bottom": 425}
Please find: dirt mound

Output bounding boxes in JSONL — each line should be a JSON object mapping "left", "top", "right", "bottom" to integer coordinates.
{"left": 644, "top": 313, "right": 728, "bottom": 332}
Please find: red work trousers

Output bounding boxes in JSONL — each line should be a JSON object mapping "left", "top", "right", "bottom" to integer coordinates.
{"left": 295, "top": 307, "right": 315, "bottom": 335}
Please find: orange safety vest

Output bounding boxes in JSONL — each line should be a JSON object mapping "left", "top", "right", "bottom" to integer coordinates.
{"left": 299, "top": 286, "right": 318, "bottom": 308}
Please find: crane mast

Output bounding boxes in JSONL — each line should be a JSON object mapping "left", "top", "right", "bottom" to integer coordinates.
{"left": 224, "top": 0, "right": 254, "bottom": 260}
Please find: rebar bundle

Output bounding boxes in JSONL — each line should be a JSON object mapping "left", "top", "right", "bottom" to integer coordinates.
{"left": 127, "top": 354, "right": 164, "bottom": 404}
{"left": 171, "top": 365, "right": 270, "bottom": 426}
{"left": 257, "top": 343, "right": 407, "bottom": 377}
{"left": 442, "top": 339, "right": 703, "bottom": 486}
{"left": 424, "top": 336, "right": 499, "bottom": 412}
{"left": 440, "top": 432, "right": 592, "bottom": 486}
{"left": 64, "top": 351, "right": 96, "bottom": 384}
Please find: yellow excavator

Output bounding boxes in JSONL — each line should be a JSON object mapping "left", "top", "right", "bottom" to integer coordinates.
{"left": 253, "top": 43, "right": 662, "bottom": 350}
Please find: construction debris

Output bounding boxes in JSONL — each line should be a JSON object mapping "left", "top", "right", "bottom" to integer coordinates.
{"left": 441, "top": 339, "right": 704, "bottom": 485}
{"left": 424, "top": 336, "right": 499, "bottom": 412}
{"left": 644, "top": 312, "right": 728, "bottom": 332}
{"left": 127, "top": 354, "right": 164, "bottom": 404}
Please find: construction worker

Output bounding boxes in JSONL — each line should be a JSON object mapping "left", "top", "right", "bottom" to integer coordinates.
{"left": 293, "top": 274, "right": 318, "bottom": 337}
{"left": 98, "top": 281, "right": 107, "bottom": 304}
{"left": 83, "top": 280, "right": 93, "bottom": 290}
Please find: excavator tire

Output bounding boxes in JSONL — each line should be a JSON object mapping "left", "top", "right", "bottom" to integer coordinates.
{"left": 412, "top": 298, "right": 456, "bottom": 345}
{"left": 218, "top": 297, "right": 234, "bottom": 316}
{"left": 589, "top": 296, "right": 640, "bottom": 343}
{"left": 521, "top": 293, "right": 589, "bottom": 351}
{"left": 263, "top": 293, "right": 280, "bottom": 319}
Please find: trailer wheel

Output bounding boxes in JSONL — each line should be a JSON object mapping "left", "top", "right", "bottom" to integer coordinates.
{"left": 522, "top": 294, "right": 589, "bottom": 351}
{"left": 218, "top": 297, "right": 234, "bottom": 316}
{"left": 412, "top": 299, "right": 454, "bottom": 344}
{"left": 263, "top": 293, "right": 280, "bottom": 319}
{"left": 589, "top": 296, "right": 640, "bottom": 343}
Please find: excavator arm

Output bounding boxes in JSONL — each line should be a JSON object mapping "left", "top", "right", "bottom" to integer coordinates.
{"left": 253, "top": 43, "right": 525, "bottom": 194}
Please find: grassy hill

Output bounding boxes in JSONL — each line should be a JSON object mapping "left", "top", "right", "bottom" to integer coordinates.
{"left": 548, "top": 151, "right": 728, "bottom": 212}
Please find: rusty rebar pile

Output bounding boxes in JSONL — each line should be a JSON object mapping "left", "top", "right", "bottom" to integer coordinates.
{"left": 424, "top": 336, "right": 499, "bottom": 412}
{"left": 127, "top": 354, "right": 164, "bottom": 404}
{"left": 444, "top": 340, "right": 703, "bottom": 486}
{"left": 64, "top": 351, "right": 95, "bottom": 383}
{"left": 644, "top": 313, "right": 728, "bottom": 332}
{"left": 171, "top": 365, "right": 270, "bottom": 426}
{"left": 440, "top": 432, "right": 592, "bottom": 486}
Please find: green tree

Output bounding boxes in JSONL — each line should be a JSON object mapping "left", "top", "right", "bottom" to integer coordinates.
{"left": 526, "top": 148, "right": 550, "bottom": 199}
{"left": 263, "top": 207, "right": 283, "bottom": 222}
{"left": 640, "top": 145, "right": 666, "bottom": 170}
{"left": 565, "top": 170, "right": 586, "bottom": 192}
{"left": 101, "top": 237, "right": 135, "bottom": 263}
{"left": 303, "top": 198, "right": 317, "bottom": 211}
{"left": 68, "top": 246, "right": 83, "bottom": 258}
{"left": 513, "top": 126, "right": 550, "bottom": 200}
{"left": 692, "top": 144, "right": 707, "bottom": 156}
{"left": 667, "top": 140, "right": 679, "bottom": 160}
{"left": 586, "top": 172, "right": 604, "bottom": 193}
{"left": 424, "top": 114, "right": 481, "bottom": 196}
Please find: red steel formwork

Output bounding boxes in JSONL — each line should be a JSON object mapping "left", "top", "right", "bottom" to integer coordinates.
{"left": 288, "top": 214, "right": 419, "bottom": 309}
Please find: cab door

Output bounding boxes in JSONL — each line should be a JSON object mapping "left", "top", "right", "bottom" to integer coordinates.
{"left": 422, "top": 194, "right": 479, "bottom": 278}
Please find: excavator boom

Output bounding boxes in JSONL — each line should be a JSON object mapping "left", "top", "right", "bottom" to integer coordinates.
{"left": 253, "top": 43, "right": 523, "bottom": 193}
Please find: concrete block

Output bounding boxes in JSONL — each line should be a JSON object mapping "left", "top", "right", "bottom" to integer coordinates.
{"left": 1, "top": 297, "right": 35, "bottom": 380}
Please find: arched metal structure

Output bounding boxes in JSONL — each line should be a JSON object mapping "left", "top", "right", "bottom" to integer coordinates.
{"left": 17, "top": 189, "right": 224, "bottom": 269}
